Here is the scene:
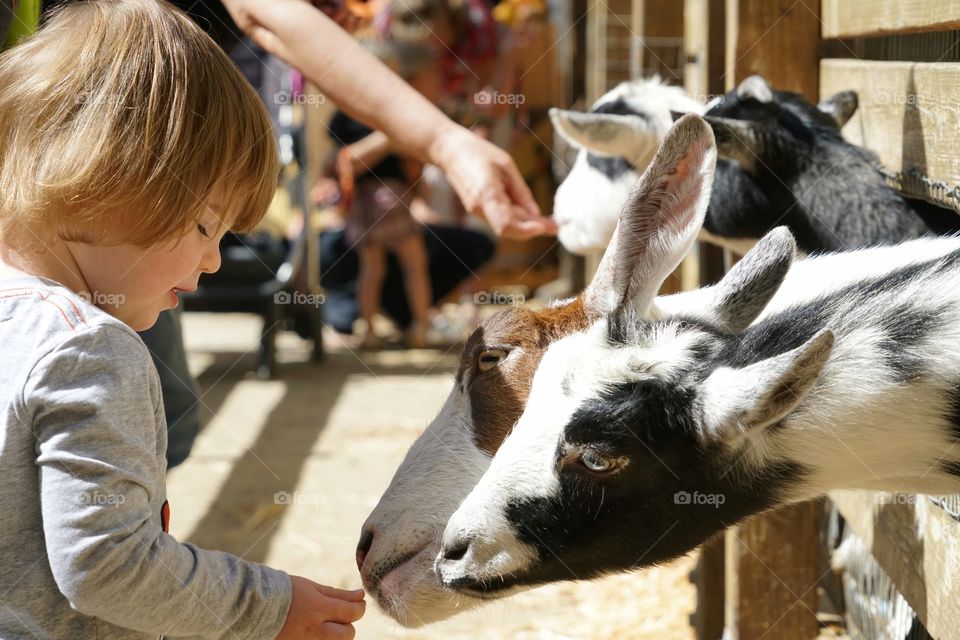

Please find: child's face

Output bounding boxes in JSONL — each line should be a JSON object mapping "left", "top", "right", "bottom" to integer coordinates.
{"left": 67, "top": 201, "right": 230, "bottom": 331}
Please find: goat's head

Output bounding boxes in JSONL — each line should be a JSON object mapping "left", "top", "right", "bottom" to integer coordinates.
{"left": 435, "top": 163, "right": 835, "bottom": 593}
{"left": 704, "top": 75, "right": 858, "bottom": 176}
{"left": 550, "top": 77, "right": 704, "bottom": 255}
{"left": 359, "top": 114, "right": 721, "bottom": 626}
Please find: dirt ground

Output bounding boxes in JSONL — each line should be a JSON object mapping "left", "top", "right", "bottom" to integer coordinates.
{"left": 167, "top": 312, "right": 697, "bottom": 639}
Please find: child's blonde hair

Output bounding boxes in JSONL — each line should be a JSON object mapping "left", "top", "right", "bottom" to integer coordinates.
{"left": 0, "top": 0, "right": 278, "bottom": 247}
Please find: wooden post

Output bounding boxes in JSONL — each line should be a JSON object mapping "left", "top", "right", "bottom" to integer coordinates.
{"left": 725, "top": 0, "right": 821, "bottom": 101}
{"left": 721, "top": 2, "right": 823, "bottom": 639}
{"left": 684, "top": 0, "right": 726, "bottom": 101}
{"left": 725, "top": 503, "right": 822, "bottom": 640}
{"left": 633, "top": 0, "right": 685, "bottom": 82}
{"left": 585, "top": 0, "right": 606, "bottom": 104}
{"left": 586, "top": 0, "right": 634, "bottom": 104}
{"left": 684, "top": 5, "right": 728, "bottom": 634}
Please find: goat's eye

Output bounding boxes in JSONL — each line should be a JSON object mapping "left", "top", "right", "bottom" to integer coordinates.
{"left": 579, "top": 450, "right": 615, "bottom": 473}
{"left": 477, "top": 348, "right": 507, "bottom": 372}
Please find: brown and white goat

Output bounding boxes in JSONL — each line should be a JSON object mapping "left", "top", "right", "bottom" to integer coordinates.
{"left": 358, "top": 114, "right": 960, "bottom": 626}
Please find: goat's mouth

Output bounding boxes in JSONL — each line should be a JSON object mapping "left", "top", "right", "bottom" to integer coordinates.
{"left": 441, "top": 572, "right": 525, "bottom": 596}
{"left": 364, "top": 546, "right": 421, "bottom": 596}
{"left": 365, "top": 540, "right": 465, "bottom": 622}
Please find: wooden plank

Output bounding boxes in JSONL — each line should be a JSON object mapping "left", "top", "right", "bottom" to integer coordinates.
{"left": 585, "top": 1, "right": 606, "bottom": 104}
{"left": 721, "top": 4, "right": 823, "bottom": 637}
{"left": 821, "top": 59, "right": 960, "bottom": 195}
{"left": 684, "top": 0, "right": 726, "bottom": 101}
{"left": 684, "top": 0, "right": 709, "bottom": 99}
{"left": 684, "top": 77, "right": 727, "bottom": 629}
{"left": 633, "top": 0, "right": 685, "bottom": 81}
{"left": 693, "top": 526, "right": 726, "bottom": 640}
{"left": 724, "top": 503, "right": 822, "bottom": 640}
{"left": 725, "top": 0, "right": 821, "bottom": 102}
{"left": 830, "top": 490, "right": 960, "bottom": 640}
{"left": 822, "top": 0, "right": 960, "bottom": 39}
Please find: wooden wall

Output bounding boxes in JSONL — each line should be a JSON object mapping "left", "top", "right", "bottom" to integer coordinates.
{"left": 582, "top": 1, "right": 960, "bottom": 637}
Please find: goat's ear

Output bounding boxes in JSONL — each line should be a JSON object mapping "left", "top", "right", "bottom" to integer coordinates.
{"left": 549, "top": 107, "right": 659, "bottom": 164}
{"left": 706, "top": 227, "right": 796, "bottom": 332}
{"left": 703, "top": 115, "right": 763, "bottom": 173}
{"left": 584, "top": 114, "right": 716, "bottom": 318}
{"left": 817, "top": 90, "right": 858, "bottom": 128}
{"left": 736, "top": 75, "right": 774, "bottom": 103}
{"left": 700, "top": 329, "right": 834, "bottom": 442}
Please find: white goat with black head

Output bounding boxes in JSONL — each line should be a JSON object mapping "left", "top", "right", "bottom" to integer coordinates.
{"left": 553, "top": 75, "right": 957, "bottom": 256}
{"left": 436, "top": 114, "right": 960, "bottom": 594}
{"left": 551, "top": 76, "right": 703, "bottom": 255}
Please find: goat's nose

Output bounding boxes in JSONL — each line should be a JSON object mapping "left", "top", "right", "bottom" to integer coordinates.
{"left": 356, "top": 528, "right": 374, "bottom": 571}
{"left": 440, "top": 537, "right": 471, "bottom": 562}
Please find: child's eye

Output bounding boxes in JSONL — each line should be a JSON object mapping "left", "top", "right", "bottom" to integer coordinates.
{"left": 197, "top": 223, "right": 210, "bottom": 238}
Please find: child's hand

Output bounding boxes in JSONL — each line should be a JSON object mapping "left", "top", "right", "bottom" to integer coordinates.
{"left": 276, "top": 576, "right": 366, "bottom": 639}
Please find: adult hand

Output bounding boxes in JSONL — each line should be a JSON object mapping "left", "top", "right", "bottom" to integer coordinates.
{"left": 275, "top": 576, "right": 365, "bottom": 640}
{"left": 219, "top": 1, "right": 556, "bottom": 241}
{"left": 430, "top": 124, "right": 557, "bottom": 241}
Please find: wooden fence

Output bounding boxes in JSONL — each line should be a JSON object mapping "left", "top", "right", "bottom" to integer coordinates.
{"left": 579, "top": 1, "right": 960, "bottom": 638}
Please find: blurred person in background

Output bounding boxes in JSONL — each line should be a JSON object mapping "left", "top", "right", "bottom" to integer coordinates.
{"left": 328, "top": 45, "right": 438, "bottom": 348}
{"left": 489, "top": 0, "right": 562, "bottom": 214}
{"left": 378, "top": 0, "right": 500, "bottom": 123}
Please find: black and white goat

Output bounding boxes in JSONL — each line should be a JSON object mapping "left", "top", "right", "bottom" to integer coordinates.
{"left": 553, "top": 75, "right": 957, "bottom": 255}
{"left": 550, "top": 76, "right": 703, "bottom": 255}
{"left": 358, "top": 108, "right": 960, "bottom": 626}
{"left": 435, "top": 114, "right": 960, "bottom": 594}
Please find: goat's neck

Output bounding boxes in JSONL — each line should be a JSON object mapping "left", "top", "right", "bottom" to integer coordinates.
{"left": 752, "top": 381, "right": 960, "bottom": 500}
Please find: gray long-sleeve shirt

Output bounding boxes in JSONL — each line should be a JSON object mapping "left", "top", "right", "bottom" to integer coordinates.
{"left": 0, "top": 275, "right": 291, "bottom": 639}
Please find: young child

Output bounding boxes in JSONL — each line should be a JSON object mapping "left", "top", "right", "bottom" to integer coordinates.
{"left": 0, "top": 1, "right": 364, "bottom": 638}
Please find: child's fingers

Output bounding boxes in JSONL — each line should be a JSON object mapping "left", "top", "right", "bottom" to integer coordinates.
{"left": 318, "top": 621, "right": 356, "bottom": 640}
{"left": 315, "top": 584, "right": 366, "bottom": 602}
{"left": 319, "top": 594, "right": 366, "bottom": 624}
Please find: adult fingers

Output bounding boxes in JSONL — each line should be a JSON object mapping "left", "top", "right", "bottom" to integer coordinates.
{"left": 476, "top": 190, "right": 512, "bottom": 236}
{"left": 501, "top": 216, "right": 559, "bottom": 241}
{"left": 498, "top": 155, "right": 540, "bottom": 217}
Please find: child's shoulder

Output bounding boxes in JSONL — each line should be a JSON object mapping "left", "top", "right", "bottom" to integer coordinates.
{"left": 0, "top": 274, "right": 148, "bottom": 368}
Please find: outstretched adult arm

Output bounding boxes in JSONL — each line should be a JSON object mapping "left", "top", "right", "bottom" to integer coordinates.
{"left": 220, "top": 0, "right": 557, "bottom": 239}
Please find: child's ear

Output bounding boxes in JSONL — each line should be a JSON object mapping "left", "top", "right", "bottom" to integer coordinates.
{"left": 699, "top": 329, "right": 834, "bottom": 443}
{"left": 584, "top": 114, "right": 717, "bottom": 319}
